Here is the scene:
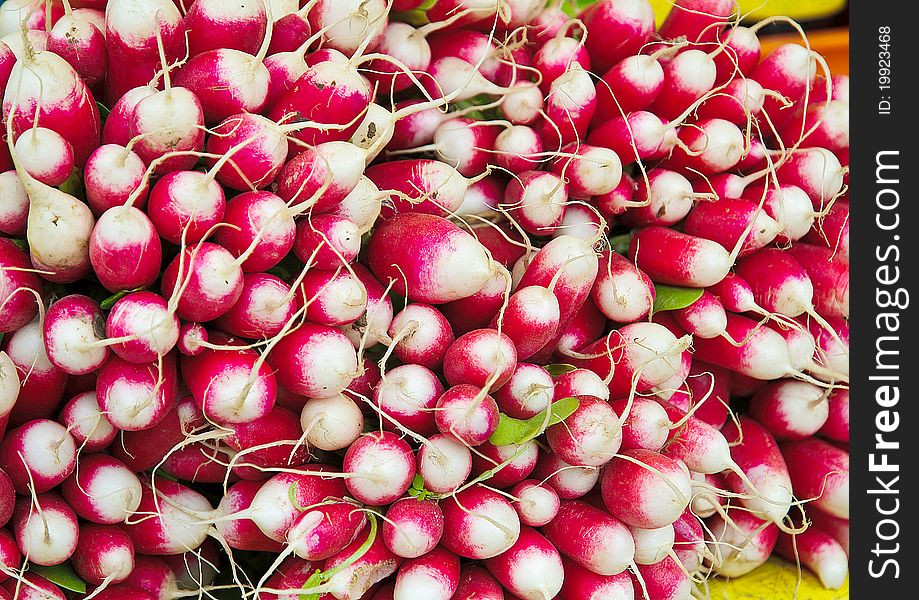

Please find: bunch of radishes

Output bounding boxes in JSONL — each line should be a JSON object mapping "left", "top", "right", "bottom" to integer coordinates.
{"left": 0, "top": 0, "right": 849, "bottom": 598}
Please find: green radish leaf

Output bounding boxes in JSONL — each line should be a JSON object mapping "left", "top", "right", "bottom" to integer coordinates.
{"left": 31, "top": 564, "right": 87, "bottom": 594}
{"left": 58, "top": 169, "right": 85, "bottom": 201}
{"left": 10, "top": 238, "right": 27, "bottom": 251}
{"left": 608, "top": 233, "right": 633, "bottom": 255}
{"left": 543, "top": 363, "right": 577, "bottom": 378}
{"left": 392, "top": 9, "right": 429, "bottom": 25}
{"left": 489, "top": 397, "right": 580, "bottom": 446}
{"left": 97, "top": 101, "right": 111, "bottom": 121}
{"left": 408, "top": 474, "right": 437, "bottom": 501}
{"left": 651, "top": 285, "right": 704, "bottom": 314}
{"left": 100, "top": 286, "right": 144, "bottom": 310}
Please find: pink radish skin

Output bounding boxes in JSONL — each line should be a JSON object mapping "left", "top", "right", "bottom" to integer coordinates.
{"left": 203, "top": 112, "right": 289, "bottom": 191}
{"left": 343, "top": 431, "right": 415, "bottom": 506}
{"left": 370, "top": 158, "right": 477, "bottom": 219}
{"left": 259, "top": 557, "right": 319, "bottom": 600}
{"left": 147, "top": 171, "right": 226, "bottom": 245}
{"left": 268, "top": 323, "right": 358, "bottom": 398}
{"left": 71, "top": 524, "right": 135, "bottom": 585}
{"left": 323, "top": 525, "right": 403, "bottom": 600}
{"left": 0, "top": 528, "right": 20, "bottom": 582}
{"left": 248, "top": 465, "right": 347, "bottom": 543}
{"left": 442, "top": 328, "right": 517, "bottom": 390}
{"left": 295, "top": 268, "right": 367, "bottom": 327}
{"left": 601, "top": 449, "right": 692, "bottom": 529}
{"left": 501, "top": 170, "right": 568, "bottom": 237}
{"left": 511, "top": 479, "right": 560, "bottom": 527}
{"left": 184, "top": 0, "right": 267, "bottom": 57}
{"left": 471, "top": 439, "right": 539, "bottom": 489}
{"left": 536, "top": 67, "right": 597, "bottom": 148}
{"left": 12, "top": 493, "right": 78, "bottom": 566}
{"left": 441, "top": 266, "right": 510, "bottom": 336}
{"left": 177, "top": 322, "right": 208, "bottom": 357}
{"left": 394, "top": 546, "right": 460, "bottom": 600}
{"left": 101, "top": 87, "right": 155, "bottom": 147}
{"left": 491, "top": 286, "right": 560, "bottom": 361}
{"left": 287, "top": 501, "right": 367, "bottom": 561}
{"left": 787, "top": 243, "right": 850, "bottom": 319}
{"left": 485, "top": 526, "right": 564, "bottom": 600}
{"left": 453, "top": 566, "right": 505, "bottom": 600}
{"left": 671, "top": 291, "right": 728, "bottom": 339}
{"left": 596, "top": 54, "right": 665, "bottom": 121}
{"left": 502, "top": 82, "right": 546, "bottom": 126}
{"left": 668, "top": 360, "right": 731, "bottom": 429}
{"left": 293, "top": 215, "right": 361, "bottom": 270}
{"left": 123, "top": 555, "right": 180, "bottom": 599}
{"left": 629, "top": 556, "right": 692, "bottom": 600}
{"left": 560, "top": 556, "right": 634, "bottom": 600}
{"left": 417, "top": 434, "right": 473, "bottom": 495}
{"left": 388, "top": 304, "right": 455, "bottom": 370}
{"left": 659, "top": 404, "right": 737, "bottom": 475}
{"left": 775, "top": 527, "right": 848, "bottom": 589}
{"left": 428, "top": 117, "right": 501, "bottom": 178}
{"left": 215, "top": 480, "right": 284, "bottom": 553}
{"left": 367, "top": 213, "right": 493, "bottom": 304}
{"left": 546, "top": 396, "right": 622, "bottom": 467}
{"left": 383, "top": 498, "right": 444, "bottom": 559}
{"left": 494, "top": 363, "right": 555, "bottom": 420}
{"left": 83, "top": 144, "right": 149, "bottom": 215}
{"left": 107, "top": 400, "right": 192, "bottom": 472}
{"left": 343, "top": 264, "right": 394, "bottom": 349}
{"left": 630, "top": 226, "right": 733, "bottom": 288}
{"left": 749, "top": 380, "right": 830, "bottom": 440}
{"left": 267, "top": 9, "right": 311, "bottom": 56}
{"left": 622, "top": 169, "right": 698, "bottom": 228}
{"left": 307, "top": 0, "right": 387, "bottom": 57}
{"left": 549, "top": 143, "right": 623, "bottom": 199}
{"left": 129, "top": 86, "right": 206, "bottom": 175}
{"left": 809, "top": 508, "right": 849, "bottom": 556}
{"left": 215, "top": 191, "right": 296, "bottom": 273}
{"left": 693, "top": 312, "right": 800, "bottom": 380}
{"left": 580, "top": 0, "right": 656, "bottom": 72}
{"left": 682, "top": 199, "right": 781, "bottom": 256}
{"left": 435, "top": 383, "right": 500, "bottom": 447}
{"left": 89, "top": 206, "right": 162, "bottom": 292}
{"left": 362, "top": 22, "right": 431, "bottom": 95}
{"left": 722, "top": 417, "right": 794, "bottom": 524}
{"left": 48, "top": 11, "right": 106, "bottom": 87}
{"left": 672, "top": 510, "right": 705, "bottom": 572}
{"left": 544, "top": 500, "right": 635, "bottom": 575}
{"left": 373, "top": 364, "right": 443, "bottom": 437}
{"left": 649, "top": 49, "right": 717, "bottom": 120}
{"left": 533, "top": 448, "right": 601, "bottom": 500}
{"left": 5, "top": 321, "right": 67, "bottom": 425}
{"left": 41, "top": 294, "right": 108, "bottom": 375}
{"left": 387, "top": 100, "right": 452, "bottom": 151}
{"left": 802, "top": 198, "right": 848, "bottom": 258}
{"left": 441, "top": 485, "right": 521, "bottom": 560}
{"left": 753, "top": 43, "right": 818, "bottom": 126}
{"left": 299, "top": 394, "right": 364, "bottom": 452}
{"left": 735, "top": 248, "right": 824, "bottom": 319}
{"left": 160, "top": 243, "right": 244, "bottom": 322}
{"left": 494, "top": 125, "right": 544, "bottom": 175}
{"left": 58, "top": 390, "right": 116, "bottom": 453}
{"left": 225, "top": 406, "right": 309, "bottom": 478}
{"left": 61, "top": 454, "right": 142, "bottom": 525}
{"left": 275, "top": 142, "right": 366, "bottom": 212}
{"left": 588, "top": 111, "right": 668, "bottom": 165}
{"left": 0, "top": 171, "right": 28, "bottom": 235}
{"left": 712, "top": 26, "right": 762, "bottom": 83}
{"left": 667, "top": 118, "right": 746, "bottom": 174}
{"left": 533, "top": 36, "right": 591, "bottom": 94}
{"left": 695, "top": 78, "right": 766, "bottom": 125}
{"left": 0, "top": 419, "right": 76, "bottom": 493}
{"left": 820, "top": 389, "right": 849, "bottom": 442}
{"left": 658, "top": 0, "right": 736, "bottom": 43}
{"left": 1, "top": 573, "right": 65, "bottom": 600}
{"left": 95, "top": 352, "right": 179, "bottom": 431}
{"left": 782, "top": 438, "right": 849, "bottom": 519}
{"left": 121, "top": 477, "right": 213, "bottom": 555}
{"left": 779, "top": 100, "right": 849, "bottom": 152}
{"left": 11, "top": 127, "right": 73, "bottom": 186}
{"left": 216, "top": 274, "right": 295, "bottom": 340}
{"left": 610, "top": 397, "right": 670, "bottom": 452}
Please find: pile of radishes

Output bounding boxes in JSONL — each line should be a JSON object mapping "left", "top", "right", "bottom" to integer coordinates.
{"left": 0, "top": 0, "right": 850, "bottom": 598}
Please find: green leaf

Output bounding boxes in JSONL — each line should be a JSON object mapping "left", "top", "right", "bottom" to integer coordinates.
{"left": 10, "top": 238, "right": 27, "bottom": 251}
{"left": 651, "top": 284, "right": 705, "bottom": 314}
{"left": 489, "top": 397, "right": 580, "bottom": 446}
{"left": 97, "top": 101, "right": 111, "bottom": 120}
{"left": 31, "top": 564, "right": 87, "bottom": 594}
{"left": 100, "top": 286, "right": 144, "bottom": 310}
{"left": 608, "top": 233, "right": 633, "bottom": 255}
{"left": 543, "top": 363, "right": 577, "bottom": 378}
{"left": 58, "top": 169, "right": 85, "bottom": 201}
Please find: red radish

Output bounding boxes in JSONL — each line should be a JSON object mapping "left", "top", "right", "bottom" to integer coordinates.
{"left": 225, "top": 406, "right": 309, "bottom": 477}
{"left": 485, "top": 526, "right": 564, "bottom": 600}
{"left": 546, "top": 396, "right": 622, "bottom": 467}
{"left": 435, "top": 383, "right": 500, "bottom": 446}
{"left": 630, "top": 524, "right": 675, "bottom": 565}
{"left": 624, "top": 169, "right": 703, "bottom": 228}
{"left": 257, "top": 557, "right": 319, "bottom": 600}
{"left": 123, "top": 555, "right": 180, "bottom": 599}
{"left": 442, "top": 328, "right": 517, "bottom": 390}
{"left": 89, "top": 205, "right": 162, "bottom": 292}
{"left": 61, "top": 454, "right": 142, "bottom": 525}
{"left": 387, "top": 100, "right": 452, "bottom": 151}
{"left": 293, "top": 214, "right": 361, "bottom": 270}
{"left": 215, "top": 480, "right": 284, "bottom": 552}
{"left": 611, "top": 397, "right": 670, "bottom": 452}
{"left": 286, "top": 501, "right": 367, "bottom": 561}
{"left": 803, "top": 198, "right": 849, "bottom": 259}
{"left": 147, "top": 171, "right": 226, "bottom": 245}
{"left": 721, "top": 416, "right": 794, "bottom": 525}
{"left": 658, "top": 0, "right": 736, "bottom": 43}
{"left": 551, "top": 144, "right": 623, "bottom": 200}
{"left": 393, "top": 546, "right": 460, "bottom": 600}
{"left": 511, "top": 479, "right": 560, "bottom": 527}
{"left": 176, "top": 322, "right": 208, "bottom": 357}
{"left": 422, "top": 117, "right": 501, "bottom": 178}
{"left": 500, "top": 170, "right": 568, "bottom": 237}
{"left": 712, "top": 25, "right": 761, "bottom": 83}
{"left": 441, "top": 265, "right": 510, "bottom": 336}
{"left": 0, "top": 171, "right": 28, "bottom": 235}
{"left": 494, "top": 362, "right": 554, "bottom": 420}
{"left": 71, "top": 524, "right": 135, "bottom": 585}
{"left": 629, "top": 226, "right": 733, "bottom": 288}
{"left": 12, "top": 493, "right": 77, "bottom": 566}
{"left": 5, "top": 321, "right": 68, "bottom": 426}
{"left": 185, "top": 0, "right": 267, "bottom": 57}
{"left": 128, "top": 81, "right": 206, "bottom": 175}
{"left": 560, "top": 556, "right": 634, "bottom": 600}
{"left": 749, "top": 380, "right": 829, "bottom": 440}
{"left": 387, "top": 304, "right": 455, "bottom": 370}
{"left": 295, "top": 268, "right": 366, "bottom": 326}
{"left": 544, "top": 500, "right": 634, "bottom": 575}
{"left": 588, "top": 111, "right": 669, "bottom": 166}
{"left": 107, "top": 399, "right": 191, "bottom": 472}
{"left": 629, "top": 556, "right": 692, "bottom": 600}
{"left": 0, "top": 419, "right": 75, "bottom": 493}
{"left": 682, "top": 198, "right": 781, "bottom": 256}
{"left": 787, "top": 243, "right": 850, "bottom": 319}
{"left": 300, "top": 394, "right": 365, "bottom": 452}
{"left": 695, "top": 78, "right": 766, "bottom": 125}
{"left": 58, "top": 390, "right": 116, "bottom": 452}
{"left": 248, "top": 465, "right": 347, "bottom": 543}
{"left": 275, "top": 141, "right": 367, "bottom": 213}
{"left": 533, "top": 35, "right": 591, "bottom": 94}
{"left": 96, "top": 352, "right": 178, "bottom": 431}
{"left": 0, "top": 528, "right": 19, "bottom": 582}
{"left": 202, "top": 113, "right": 289, "bottom": 191}
{"left": 668, "top": 361, "right": 730, "bottom": 429}
{"left": 491, "top": 286, "right": 560, "bottom": 361}
{"left": 370, "top": 158, "right": 483, "bottom": 218}
{"left": 372, "top": 364, "right": 442, "bottom": 436}
{"left": 267, "top": 323, "right": 358, "bottom": 398}
{"left": 328, "top": 176, "right": 383, "bottom": 235}
{"left": 453, "top": 566, "right": 504, "bottom": 600}
{"left": 596, "top": 53, "right": 667, "bottom": 122}
{"left": 672, "top": 510, "right": 706, "bottom": 572}
{"left": 100, "top": 86, "right": 155, "bottom": 147}
{"left": 471, "top": 439, "right": 539, "bottom": 489}
{"left": 368, "top": 213, "right": 494, "bottom": 304}
{"left": 11, "top": 127, "right": 73, "bottom": 186}
{"left": 493, "top": 125, "right": 544, "bottom": 174}
{"left": 215, "top": 274, "right": 295, "bottom": 340}
{"left": 215, "top": 191, "right": 296, "bottom": 273}
{"left": 782, "top": 438, "right": 848, "bottom": 519}
{"left": 344, "top": 264, "right": 394, "bottom": 349}
{"left": 533, "top": 447, "right": 601, "bottom": 500}
{"left": 160, "top": 243, "right": 244, "bottom": 322}
{"left": 343, "top": 431, "right": 415, "bottom": 506}
{"left": 753, "top": 43, "right": 817, "bottom": 126}
{"left": 383, "top": 498, "right": 444, "bottom": 559}
{"left": 83, "top": 144, "right": 149, "bottom": 215}
{"left": 0, "top": 241, "right": 41, "bottom": 331}
{"left": 160, "top": 442, "right": 231, "bottom": 484}
{"left": 536, "top": 66, "right": 597, "bottom": 148}
{"left": 775, "top": 527, "right": 848, "bottom": 589}
{"left": 649, "top": 49, "right": 717, "bottom": 120}
{"left": 581, "top": 0, "right": 656, "bottom": 72}
{"left": 1, "top": 573, "right": 65, "bottom": 600}
{"left": 47, "top": 5, "right": 106, "bottom": 86}
{"left": 659, "top": 404, "right": 741, "bottom": 476}
{"left": 819, "top": 389, "right": 849, "bottom": 443}
{"left": 670, "top": 291, "right": 729, "bottom": 340}
{"left": 307, "top": 0, "right": 387, "bottom": 56}
{"left": 601, "top": 449, "right": 692, "bottom": 529}
{"left": 809, "top": 508, "right": 849, "bottom": 556}
{"left": 322, "top": 523, "right": 403, "bottom": 600}
{"left": 441, "top": 485, "right": 520, "bottom": 560}
{"left": 417, "top": 434, "right": 473, "bottom": 495}
{"left": 780, "top": 99, "right": 849, "bottom": 152}
{"left": 39, "top": 295, "right": 106, "bottom": 376}
{"left": 121, "top": 477, "right": 213, "bottom": 555}
{"left": 667, "top": 118, "right": 746, "bottom": 174}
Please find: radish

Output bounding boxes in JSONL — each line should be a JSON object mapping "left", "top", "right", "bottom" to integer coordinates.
{"left": 387, "top": 305, "right": 455, "bottom": 371}
{"left": 367, "top": 213, "right": 493, "bottom": 304}
{"left": 441, "top": 327, "right": 518, "bottom": 389}
{"left": 344, "top": 264, "right": 393, "bottom": 349}
{"left": 659, "top": 404, "right": 743, "bottom": 476}
{"left": 441, "top": 264, "right": 510, "bottom": 336}
{"left": 630, "top": 556, "right": 692, "bottom": 600}
{"left": 185, "top": 0, "right": 267, "bottom": 57}
{"left": 682, "top": 198, "right": 781, "bottom": 256}
{"left": 560, "top": 556, "right": 634, "bottom": 600}
{"left": 225, "top": 405, "right": 309, "bottom": 476}
{"left": 588, "top": 110, "right": 670, "bottom": 166}
{"left": 672, "top": 509, "right": 706, "bottom": 572}
{"left": 819, "top": 389, "right": 849, "bottom": 443}
{"left": 215, "top": 191, "right": 296, "bottom": 273}
{"left": 781, "top": 438, "right": 848, "bottom": 519}
{"left": 58, "top": 390, "right": 116, "bottom": 453}
{"left": 12, "top": 493, "right": 78, "bottom": 566}
{"left": 383, "top": 498, "right": 444, "bottom": 560}
{"left": 667, "top": 118, "right": 746, "bottom": 174}
{"left": 293, "top": 214, "right": 362, "bottom": 270}
{"left": 596, "top": 52, "right": 667, "bottom": 122}
{"left": 416, "top": 434, "right": 473, "bottom": 495}
{"left": 300, "top": 393, "right": 364, "bottom": 452}
{"left": 372, "top": 364, "right": 442, "bottom": 437}
{"left": 393, "top": 546, "right": 460, "bottom": 600}
{"left": 89, "top": 206, "right": 162, "bottom": 292}
{"left": 205, "top": 114, "right": 290, "bottom": 191}
{"left": 83, "top": 144, "right": 149, "bottom": 215}
{"left": 533, "top": 446, "right": 601, "bottom": 500}
{"left": 629, "top": 226, "right": 733, "bottom": 288}
{"left": 0, "top": 171, "right": 28, "bottom": 235}
{"left": 47, "top": 4, "right": 106, "bottom": 87}
{"left": 544, "top": 500, "right": 635, "bottom": 575}
{"left": 749, "top": 380, "right": 829, "bottom": 440}
{"left": 809, "top": 508, "right": 849, "bottom": 556}
{"left": 630, "top": 524, "right": 675, "bottom": 565}
{"left": 600, "top": 449, "right": 692, "bottom": 529}
{"left": 40, "top": 294, "right": 107, "bottom": 375}
{"left": 5, "top": 321, "right": 68, "bottom": 425}
{"left": 712, "top": 25, "right": 761, "bottom": 83}
{"left": 453, "top": 566, "right": 505, "bottom": 600}
{"left": 423, "top": 117, "right": 502, "bottom": 178}
{"left": 267, "top": 322, "right": 358, "bottom": 398}
{"left": 307, "top": 0, "right": 387, "bottom": 57}
{"left": 0, "top": 240, "right": 41, "bottom": 332}
{"left": 435, "top": 383, "right": 500, "bottom": 446}
{"left": 11, "top": 127, "right": 73, "bottom": 186}
{"left": 485, "top": 526, "right": 564, "bottom": 600}
{"left": 775, "top": 527, "right": 848, "bottom": 589}
{"left": 160, "top": 243, "right": 244, "bottom": 322}
{"left": 580, "top": 0, "right": 656, "bottom": 72}
{"left": 369, "top": 158, "right": 482, "bottom": 218}
{"left": 493, "top": 125, "right": 544, "bottom": 175}
{"left": 546, "top": 396, "right": 622, "bottom": 467}
{"left": 536, "top": 66, "right": 597, "bottom": 148}
{"left": 1, "top": 574, "right": 65, "bottom": 600}
{"left": 96, "top": 352, "right": 179, "bottom": 431}
{"left": 343, "top": 431, "right": 415, "bottom": 506}
{"left": 127, "top": 80, "right": 206, "bottom": 176}
{"left": 177, "top": 322, "right": 208, "bottom": 357}
{"left": 511, "top": 479, "right": 560, "bottom": 527}
{"left": 658, "top": 0, "right": 736, "bottom": 43}
{"left": 107, "top": 399, "right": 192, "bottom": 472}
{"left": 60, "top": 453, "right": 142, "bottom": 525}
{"left": 216, "top": 274, "right": 296, "bottom": 340}
{"left": 622, "top": 169, "right": 703, "bottom": 228}
{"left": 215, "top": 480, "right": 284, "bottom": 553}
{"left": 322, "top": 523, "right": 403, "bottom": 600}
{"left": 124, "top": 555, "right": 181, "bottom": 599}
{"left": 286, "top": 501, "right": 367, "bottom": 561}
{"left": 695, "top": 78, "right": 766, "bottom": 125}
{"left": 248, "top": 465, "right": 347, "bottom": 543}
{"left": 787, "top": 243, "right": 850, "bottom": 319}
{"left": 611, "top": 397, "right": 670, "bottom": 452}
{"left": 441, "top": 485, "right": 520, "bottom": 560}
{"left": 752, "top": 43, "right": 818, "bottom": 127}
{"left": 471, "top": 439, "right": 539, "bottom": 489}
{"left": 0, "top": 528, "right": 20, "bottom": 581}
{"left": 147, "top": 172, "right": 226, "bottom": 245}
{"left": 122, "top": 477, "right": 212, "bottom": 555}
{"left": 649, "top": 49, "right": 717, "bottom": 120}
{"left": 691, "top": 313, "right": 805, "bottom": 381}
{"left": 501, "top": 170, "right": 568, "bottom": 237}
{"left": 493, "top": 362, "right": 554, "bottom": 420}
{"left": 0, "top": 419, "right": 76, "bottom": 493}
{"left": 71, "top": 524, "right": 135, "bottom": 585}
